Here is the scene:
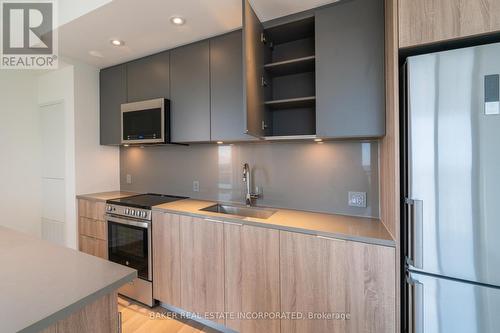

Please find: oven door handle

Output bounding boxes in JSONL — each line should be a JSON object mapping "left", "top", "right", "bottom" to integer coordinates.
{"left": 106, "top": 215, "right": 150, "bottom": 229}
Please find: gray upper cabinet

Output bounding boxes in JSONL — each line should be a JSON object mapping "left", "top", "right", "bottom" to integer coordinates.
{"left": 210, "top": 30, "right": 254, "bottom": 142}
{"left": 127, "top": 51, "right": 170, "bottom": 102}
{"left": 243, "top": 0, "right": 266, "bottom": 138}
{"left": 315, "top": 0, "right": 385, "bottom": 138}
{"left": 170, "top": 41, "right": 211, "bottom": 142}
{"left": 100, "top": 64, "right": 126, "bottom": 145}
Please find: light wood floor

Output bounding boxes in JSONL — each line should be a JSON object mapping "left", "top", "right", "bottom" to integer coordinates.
{"left": 118, "top": 297, "right": 221, "bottom": 333}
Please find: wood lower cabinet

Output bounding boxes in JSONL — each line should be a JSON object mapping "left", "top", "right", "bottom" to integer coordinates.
{"left": 280, "top": 231, "right": 395, "bottom": 333}
{"left": 152, "top": 212, "right": 396, "bottom": 332}
{"left": 152, "top": 211, "right": 181, "bottom": 307}
{"left": 78, "top": 199, "right": 105, "bottom": 221}
{"left": 225, "top": 223, "right": 280, "bottom": 333}
{"left": 179, "top": 215, "right": 225, "bottom": 324}
{"left": 399, "top": 0, "right": 500, "bottom": 48}
{"left": 79, "top": 235, "right": 107, "bottom": 259}
{"left": 77, "top": 199, "right": 107, "bottom": 259}
{"left": 78, "top": 217, "right": 106, "bottom": 240}
{"left": 40, "top": 292, "right": 118, "bottom": 333}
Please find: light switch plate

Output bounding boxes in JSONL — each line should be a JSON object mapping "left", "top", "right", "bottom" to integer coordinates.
{"left": 348, "top": 191, "right": 367, "bottom": 208}
{"left": 126, "top": 174, "right": 132, "bottom": 184}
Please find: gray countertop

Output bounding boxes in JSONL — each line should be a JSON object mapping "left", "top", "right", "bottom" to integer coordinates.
{"left": 153, "top": 199, "right": 395, "bottom": 247}
{"left": 0, "top": 226, "right": 136, "bottom": 333}
{"left": 77, "top": 191, "right": 394, "bottom": 247}
{"left": 76, "top": 191, "right": 137, "bottom": 202}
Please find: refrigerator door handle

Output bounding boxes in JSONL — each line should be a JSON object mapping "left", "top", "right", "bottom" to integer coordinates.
{"left": 407, "top": 275, "right": 424, "bottom": 333}
{"left": 405, "top": 198, "right": 423, "bottom": 269}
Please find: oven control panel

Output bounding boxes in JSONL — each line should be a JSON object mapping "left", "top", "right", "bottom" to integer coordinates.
{"left": 106, "top": 204, "right": 152, "bottom": 221}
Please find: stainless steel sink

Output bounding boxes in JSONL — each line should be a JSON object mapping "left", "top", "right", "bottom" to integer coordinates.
{"left": 200, "top": 204, "right": 277, "bottom": 219}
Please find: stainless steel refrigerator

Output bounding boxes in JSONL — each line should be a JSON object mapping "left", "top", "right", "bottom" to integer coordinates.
{"left": 403, "top": 42, "right": 500, "bottom": 333}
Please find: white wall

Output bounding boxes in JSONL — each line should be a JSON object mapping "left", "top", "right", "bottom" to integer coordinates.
{"left": 0, "top": 71, "right": 41, "bottom": 236}
{"left": 73, "top": 60, "right": 120, "bottom": 195}
{"left": 0, "top": 59, "right": 119, "bottom": 248}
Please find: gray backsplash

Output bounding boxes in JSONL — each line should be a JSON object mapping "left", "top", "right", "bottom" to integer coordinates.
{"left": 120, "top": 141, "right": 379, "bottom": 218}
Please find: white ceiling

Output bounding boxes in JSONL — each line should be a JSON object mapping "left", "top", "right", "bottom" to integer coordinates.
{"left": 58, "top": 0, "right": 337, "bottom": 68}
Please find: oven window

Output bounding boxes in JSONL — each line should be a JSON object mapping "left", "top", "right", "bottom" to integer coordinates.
{"left": 123, "top": 108, "right": 162, "bottom": 141}
{"left": 108, "top": 222, "right": 149, "bottom": 280}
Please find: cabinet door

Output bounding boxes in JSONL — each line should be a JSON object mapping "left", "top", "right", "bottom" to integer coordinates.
{"left": 79, "top": 235, "right": 107, "bottom": 259}
{"left": 152, "top": 212, "right": 181, "bottom": 307}
{"left": 170, "top": 41, "right": 210, "bottom": 142}
{"left": 180, "top": 216, "right": 224, "bottom": 323}
{"left": 280, "top": 231, "right": 395, "bottom": 333}
{"left": 210, "top": 30, "right": 254, "bottom": 142}
{"left": 315, "top": 0, "right": 385, "bottom": 138}
{"left": 399, "top": 0, "right": 500, "bottom": 48}
{"left": 243, "top": 0, "right": 265, "bottom": 137}
{"left": 127, "top": 51, "right": 170, "bottom": 102}
{"left": 100, "top": 64, "right": 127, "bottom": 145}
{"left": 347, "top": 241, "right": 395, "bottom": 333}
{"left": 78, "top": 217, "right": 106, "bottom": 240}
{"left": 225, "top": 223, "right": 280, "bottom": 333}
{"left": 280, "top": 232, "right": 348, "bottom": 333}
{"left": 78, "top": 199, "right": 105, "bottom": 221}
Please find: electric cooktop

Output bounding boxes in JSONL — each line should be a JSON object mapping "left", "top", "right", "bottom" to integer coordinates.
{"left": 106, "top": 193, "right": 188, "bottom": 209}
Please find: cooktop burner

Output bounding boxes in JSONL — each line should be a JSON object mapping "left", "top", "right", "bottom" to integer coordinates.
{"left": 107, "top": 193, "right": 188, "bottom": 209}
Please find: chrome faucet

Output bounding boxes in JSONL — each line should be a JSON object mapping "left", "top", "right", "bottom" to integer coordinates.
{"left": 243, "top": 163, "right": 260, "bottom": 207}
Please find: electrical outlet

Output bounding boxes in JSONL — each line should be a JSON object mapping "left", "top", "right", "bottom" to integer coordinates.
{"left": 348, "top": 191, "right": 366, "bottom": 208}
{"left": 126, "top": 174, "right": 132, "bottom": 184}
{"left": 193, "top": 180, "right": 200, "bottom": 192}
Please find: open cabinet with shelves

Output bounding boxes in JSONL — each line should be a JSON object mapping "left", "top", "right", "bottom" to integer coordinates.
{"left": 262, "top": 17, "right": 316, "bottom": 137}
{"left": 242, "top": 0, "right": 384, "bottom": 141}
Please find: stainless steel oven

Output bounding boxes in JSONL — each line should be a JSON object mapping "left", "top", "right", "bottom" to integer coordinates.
{"left": 106, "top": 211, "right": 154, "bottom": 306}
{"left": 121, "top": 98, "right": 170, "bottom": 145}
{"left": 105, "top": 194, "right": 188, "bottom": 307}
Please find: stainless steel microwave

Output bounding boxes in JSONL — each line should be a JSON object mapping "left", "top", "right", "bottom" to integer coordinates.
{"left": 121, "top": 98, "right": 170, "bottom": 145}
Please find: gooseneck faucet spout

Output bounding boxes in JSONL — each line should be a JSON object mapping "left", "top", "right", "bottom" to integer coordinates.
{"left": 243, "top": 163, "right": 259, "bottom": 207}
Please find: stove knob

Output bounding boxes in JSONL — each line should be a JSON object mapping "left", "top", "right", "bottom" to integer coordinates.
{"left": 125, "top": 208, "right": 129, "bottom": 215}
{"left": 130, "top": 209, "right": 135, "bottom": 216}
{"left": 136, "top": 210, "right": 141, "bottom": 217}
{"left": 142, "top": 211, "right": 147, "bottom": 218}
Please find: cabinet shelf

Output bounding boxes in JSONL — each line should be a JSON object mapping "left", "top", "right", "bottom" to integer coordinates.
{"left": 264, "top": 56, "right": 315, "bottom": 76}
{"left": 265, "top": 96, "right": 316, "bottom": 110}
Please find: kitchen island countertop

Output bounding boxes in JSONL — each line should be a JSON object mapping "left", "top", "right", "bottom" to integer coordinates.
{"left": 0, "top": 226, "right": 136, "bottom": 333}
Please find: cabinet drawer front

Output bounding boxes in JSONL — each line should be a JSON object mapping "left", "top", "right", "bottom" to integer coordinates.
{"left": 79, "top": 217, "right": 107, "bottom": 240}
{"left": 79, "top": 235, "right": 107, "bottom": 259}
{"left": 78, "top": 199, "right": 106, "bottom": 221}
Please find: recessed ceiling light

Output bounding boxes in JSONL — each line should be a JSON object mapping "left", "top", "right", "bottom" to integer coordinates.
{"left": 110, "top": 39, "right": 125, "bottom": 46}
{"left": 123, "top": 144, "right": 129, "bottom": 147}
{"left": 170, "top": 16, "right": 185, "bottom": 25}
{"left": 314, "top": 138, "right": 323, "bottom": 142}
{"left": 217, "top": 141, "right": 223, "bottom": 145}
